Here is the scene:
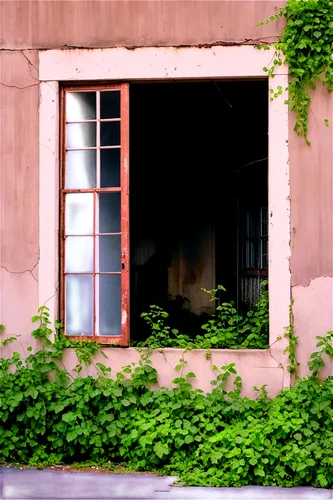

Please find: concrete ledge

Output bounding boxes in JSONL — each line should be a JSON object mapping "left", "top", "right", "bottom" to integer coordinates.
{"left": 61, "top": 346, "right": 286, "bottom": 397}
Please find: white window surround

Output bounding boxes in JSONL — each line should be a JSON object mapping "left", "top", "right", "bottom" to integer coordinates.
{"left": 38, "top": 46, "right": 290, "bottom": 365}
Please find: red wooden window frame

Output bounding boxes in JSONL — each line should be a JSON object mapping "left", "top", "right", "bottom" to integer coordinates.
{"left": 59, "top": 83, "right": 129, "bottom": 345}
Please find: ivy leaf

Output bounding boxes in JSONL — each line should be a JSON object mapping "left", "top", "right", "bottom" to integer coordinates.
{"left": 66, "top": 430, "right": 78, "bottom": 442}
{"left": 25, "top": 387, "right": 38, "bottom": 399}
{"left": 154, "top": 442, "right": 170, "bottom": 459}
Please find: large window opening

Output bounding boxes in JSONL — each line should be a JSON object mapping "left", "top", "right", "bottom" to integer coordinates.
{"left": 129, "top": 80, "right": 268, "bottom": 342}
{"left": 61, "top": 79, "right": 268, "bottom": 344}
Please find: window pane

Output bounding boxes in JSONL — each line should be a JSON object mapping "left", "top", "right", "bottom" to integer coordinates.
{"left": 67, "top": 123, "right": 96, "bottom": 148}
{"left": 260, "top": 207, "right": 268, "bottom": 237}
{"left": 65, "top": 236, "right": 93, "bottom": 273}
{"left": 101, "top": 148, "right": 120, "bottom": 188}
{"left": 98, "top": 235, "right": 121, "bottom": 272}
{"left": 66, "top": 275, "right": 93, "bottom": 335}
{"left": 101, "top": 122, "right": 120, "bottom": 147}
{"left": 98, "top": 274, "right": 121, "bottom": 336}
{"left": 66, "top": 92, "right": 96, "bottom": 121}
{"left": 66, "top": 150, "right": 96, "bottom": 189}
{"left": 66, "top": 193, "right": 94, "bottom": 235}
{"left": 261, "top": 239, "right": 268, "bottom": 269}
{"left": 100, "top": 91, "right": 120, "bottom": 119}
{"left": 99, "top": 193, "right": 120, "bottom": 233}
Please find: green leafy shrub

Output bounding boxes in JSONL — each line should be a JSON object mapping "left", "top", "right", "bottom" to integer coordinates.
{"left": 136, "top": 283, "right": 269, "bottom": 349}
{"left": 1, "top": 312, "right": 333, "bottom": 487}
{"left": 0, "top": 307, "right": 333, "bottom": 487}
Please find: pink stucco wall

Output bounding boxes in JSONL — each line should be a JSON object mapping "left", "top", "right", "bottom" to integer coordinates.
{"left": 1, "top": 0, "right": 332, "bottom": 394}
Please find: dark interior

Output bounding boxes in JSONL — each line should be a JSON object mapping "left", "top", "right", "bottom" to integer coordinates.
{"left": 129, "top": 80, "right": 268, "bottom": 340}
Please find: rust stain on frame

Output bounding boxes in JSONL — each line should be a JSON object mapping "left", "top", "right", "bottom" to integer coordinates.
{"left": 121, "top": 83, "right": 130, "bottom": 346}
{"left": 59, "top": 83, "right": 130, "bottom": 345}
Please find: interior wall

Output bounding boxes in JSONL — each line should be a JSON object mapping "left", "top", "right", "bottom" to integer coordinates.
{"left": 129, "top": 83, "right": 219, "bottom": 322}
{"left": 129, "top": 82, "right": 268, "bottom": 332}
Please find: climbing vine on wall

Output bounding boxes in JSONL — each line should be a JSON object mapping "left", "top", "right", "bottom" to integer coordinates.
{"left": 258, "top": 0, "right": 333, "bottom": 144}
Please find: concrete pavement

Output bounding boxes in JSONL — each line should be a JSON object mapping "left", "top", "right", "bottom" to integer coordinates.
{"left": 1, "top": 466, "right": 332, "bottom": 500}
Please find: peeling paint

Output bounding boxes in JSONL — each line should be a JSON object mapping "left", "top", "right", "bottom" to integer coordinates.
{"left": 292, "top": 275, "right": 333, "bottom": 289}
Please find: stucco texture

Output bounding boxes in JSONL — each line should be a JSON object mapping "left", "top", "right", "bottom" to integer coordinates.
{"left": 1, "top": 0, "right": 332, "bottom": 386}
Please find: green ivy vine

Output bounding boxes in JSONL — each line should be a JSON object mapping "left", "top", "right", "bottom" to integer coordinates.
{"left": 283, "top": 300, "right": 300, "bottom": 381}
{"left": 0, "top": 311, "right": 333, "bottom": 487}
{"left": 258, "top": 0, "right": 333, "bottom": 144}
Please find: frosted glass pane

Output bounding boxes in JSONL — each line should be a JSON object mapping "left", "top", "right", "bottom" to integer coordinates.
{"left": 67, "top": 123, "right": 96, "bottom": 148}
{"left": 66, "top": 92, "right": 96, "bottom": 121}
{"left": 66, "top": 150, "right": 96, "bottom": 189}
{"left": 101, "top": 122, "right": 120, "bottom": 147}
{"left": 65, "top": 236, "right": 93, "bottom": 273}
{"left": 98, "top": 236, "right": 121, "bottom": 272}
{"left": 99, "top": 193, "right": 120, "bottom": 233}
{"left": 66, "top": 275, "right": 93, "bottom": 335}
{"left": 100, "top": 91, "right": 120, "bottom": 119}
{"left": 66, "top": 193, "right": 94, "bottom": 235}
{"left": 101, "top": 148, "right": 120, "bottom": 188}
{"left": 98, "top": 274, "right": 121, "bottom": 336}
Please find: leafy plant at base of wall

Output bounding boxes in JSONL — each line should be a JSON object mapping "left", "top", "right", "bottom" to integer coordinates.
{"left": 258, "top": 0, "right": 333, "bottom": 144}
{"left": 0, "top": 312, "right": 333, "bottom": 488}
{"left": 136, "top": 282, "right": 269, "bottom": 349}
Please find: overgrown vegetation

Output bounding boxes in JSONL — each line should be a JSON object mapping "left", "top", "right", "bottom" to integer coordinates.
{"left": 258, "top": 0, "right": 333, "bottom": 144}
{"left": 1, "top": 309, "right": 333, "bottom": 488}
{"left": 283, "top": 300, "right": 300, "bottom": 380}
{"left": 134, "top": 283, "right": 269, "bottom": 349}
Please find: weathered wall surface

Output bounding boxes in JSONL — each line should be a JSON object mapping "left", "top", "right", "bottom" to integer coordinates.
{"left": 60, "top": 347, "right": 286, "bottom": 398}
{"left": 289, "top": 87, "right": 333, "bottom": 377}
{"left": 1, "top": 0, "right": 332, "bottom": 382}
{"left": 0, "top": 50, "right": 40, "bottom": 338}
{"left": 1, "top": 0, "right": 284, "bottom": 49}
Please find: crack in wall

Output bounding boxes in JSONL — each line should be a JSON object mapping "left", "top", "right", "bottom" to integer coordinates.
{"left": 0, "top": 36, "right": 278, "bottom": 53}
{"left": 42, "top": 285, "right": 59, "bottom": 308}
{"left": 0, "top": 82, "right": 38, "bottom": 90}
{"left": 269, "top": 351, "right": 285, "bottom": 391}
{"left": 20, "top": 50, "right": 39, "bottom": 77}
{"left": 1, "top": 260, "right": 39, "bottom": 283}
{"left": 1, "top": 50, "right": 39, "bottom": 90}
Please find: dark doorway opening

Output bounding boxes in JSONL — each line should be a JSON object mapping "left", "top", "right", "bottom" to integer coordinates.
{"left": 129, "top": 80, "right": 268, "bottom": 340}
